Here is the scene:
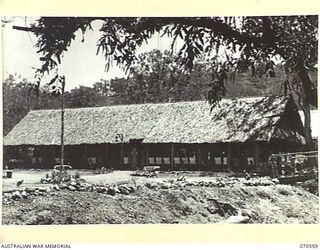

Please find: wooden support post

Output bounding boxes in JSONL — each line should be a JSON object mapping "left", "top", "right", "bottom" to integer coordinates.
{"left": 145, "top": 144, "right": 149, "bottom": 166}
{"left": 197, "top": 144, "right": 202, "bottom": 170}
{"left": 104, "top": 144, "right": 108, "bottom": 167}
{"left": 227, "top": 144, "right": 232, "bottom": 172}
{"left": 254, "top": 143, "right": 260, "bottom": 172}
{"left": 170, "top": 143, "right": 174, "bottom": 169}
{"left": 120, "top": 143, "right": 124, "bottom": 168}
{"left": 83, "top": 144, "right": 88, "bottom": 169}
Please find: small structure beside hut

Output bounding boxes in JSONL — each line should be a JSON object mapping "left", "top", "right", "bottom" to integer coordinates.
{"left": 3, "top": 96, "right": 307, "bottom": 174}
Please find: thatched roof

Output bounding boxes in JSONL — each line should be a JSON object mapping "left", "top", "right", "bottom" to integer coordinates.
{"left": 4, "top": 96, "right": 305, "bottom": 146}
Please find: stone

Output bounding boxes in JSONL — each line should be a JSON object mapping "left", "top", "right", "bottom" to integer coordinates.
{"left": 210, "top": 181, "right": 220, "bottom": 187}
{"left": 97, "top": 187, "right": 107, "bottom": 193}
{"left": 272, "top": 178, "right": 280, "bottom": 185}
{"left": 21, "top": 191, "right": 28, "bottom": 198}
{"left": 26, "top": 187, "right": 36, "bottom": 193}
{"left": 107, "top": 187, "right": 116, "bottom": 196}
{"left": 12, "top": 191, "right": 22, "bottom": 199}
{"left": 160, "top": 183, "right": 171, "bottom": 189}
{"left": 118, "top": 186, "right": 130, "bottom": 195}
{"left": 68, "top": 185, "right": 76, "bottom": 191}
{"left": 3, "top": 192, "right": 12, "bottom": 198}
{"left": 179, "top": 182, "right": 187, "bottom": 187}
{"left": 127, "top": 185, "right": 136, "bottom": 193}
{"left": 70, "top": 181, "right": 77, "bottom": 187}
{"left": 120, "top": 184, "right": 131, "bottom": 191}
{"left": 59, "top": 183, "right": 68, "bottom": 189}
{"left": 89, "top": 185, "right": 96, "bottom": 192}
{"left": 145, "top": 182, "right": 157, "bottom": 189}
{"left": 114, "top": 186, "right": 121, "bottom": 193}
{"left": 218, "top": 181, "right": 226, "bottom": 187}
{"left": 37, "top": 187, "right": 47, "bottom": 192}
{"left": 81, "top": 183, "right": 91, "bottom": 188}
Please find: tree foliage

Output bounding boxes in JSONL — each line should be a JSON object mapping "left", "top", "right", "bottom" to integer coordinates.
{"left": 111, "top": 49, "right": 210, "bottom": 103}
{"left": 3, "top": 75, "right": 112, "bottom": 135}
{"left": 3, "top": 74, "right": 55, "bottom": 135}
{"left": 29, "top": 16, "right": 317, "bottom": 107}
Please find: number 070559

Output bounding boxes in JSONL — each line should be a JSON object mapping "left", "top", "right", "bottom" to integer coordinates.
{"left": 300, "top": 244, "right": 318, "bottom": 248}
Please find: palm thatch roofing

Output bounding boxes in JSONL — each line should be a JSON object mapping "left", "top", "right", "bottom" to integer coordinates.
{"left": 4, "top": 96, "right": 306, "bottom": 146}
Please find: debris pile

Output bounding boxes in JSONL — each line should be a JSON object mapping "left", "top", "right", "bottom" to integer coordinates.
{"left": 131, "top": 170, "right": 158, "bottom": 178}
{"left": 144, "top": 176, "right": 279, "bottom": 190}
{"left": 2, "top": 179, "right": 138, "bottom": 204}
{"left": 3, "top": 187, "right": 52, "bottom": 204}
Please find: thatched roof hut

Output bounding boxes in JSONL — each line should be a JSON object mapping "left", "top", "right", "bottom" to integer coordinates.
{"left": 4, "top": 95, "right": 305, "bottom": 146}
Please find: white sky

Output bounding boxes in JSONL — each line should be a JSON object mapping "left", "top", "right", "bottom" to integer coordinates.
{"left": 2, "top": 17, "right": 176, "bottom": 90}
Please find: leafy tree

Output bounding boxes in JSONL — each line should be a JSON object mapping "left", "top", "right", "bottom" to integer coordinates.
{"left": 106, "top": 49, "right": 314, "bottom": 105}
{"left": 2, "top": 74, "right": 58, "bottom": 135}
{"left": 3, "top": 74, "right": 121, "bottom": 129}
{"left": 3, "top": 75, "right": 30, "bottom": 135}
{"left": 111, "top": 49, "right": 209, "bottom": 104}
{"left": 14, "top": 16, "right": 318, "bottom": 148}
{"left": 3, "top": 75, "right": 108, "bottom": 135}
{"left": 65, "top": 85, "right": 104, "bottom": 108}
{"left": 93, "top": 79, "right": 113, "bottom": 97}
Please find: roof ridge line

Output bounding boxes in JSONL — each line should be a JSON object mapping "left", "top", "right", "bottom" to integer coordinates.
{"left": 28, "top": 95, "right": 286, "bottom": 112}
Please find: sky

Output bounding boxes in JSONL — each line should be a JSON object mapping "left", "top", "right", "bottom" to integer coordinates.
{"left": 2, "top": 17, "right": 176, "bottom": 91}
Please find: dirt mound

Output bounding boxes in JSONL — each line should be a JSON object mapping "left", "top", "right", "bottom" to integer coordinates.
{"left": 2, "top": 180, "right": 318, "bottom": 225}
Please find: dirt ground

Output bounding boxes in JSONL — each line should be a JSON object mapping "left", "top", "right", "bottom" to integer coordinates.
{"left": 2, "top": 169, "right": 319, "bottom": 225}
{"left": 1, "top": 169, "right": 231, "bottom": 191}
{"left": 2, "top": 169, "right": 134, "bottom": 191}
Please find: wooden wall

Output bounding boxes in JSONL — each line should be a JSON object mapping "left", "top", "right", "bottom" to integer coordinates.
{"left": 4, "top": 141, "right": 302, "bottom": 173}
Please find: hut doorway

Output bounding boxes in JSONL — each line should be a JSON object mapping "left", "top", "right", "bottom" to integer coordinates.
{"left": 108, "top": 144, "right": 122, "bottom": 168}
{"left": 129, "top": 139, "right": 143, "bottom": 170}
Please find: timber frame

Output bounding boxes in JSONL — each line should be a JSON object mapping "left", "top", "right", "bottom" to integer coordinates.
{"left": 4, "top": 139, "right": 301, "bottom": 174}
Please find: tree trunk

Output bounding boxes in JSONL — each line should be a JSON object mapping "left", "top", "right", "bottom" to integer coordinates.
{"left": 293, "top": 61, "right": 315, "bottom": 151}
{"left": 301, "top": 102, "right": 313, "bottom": 151}
{"left": 296, "top": 60, "right": 317, "bottom": 107}
{"left": 300, "top": 102, "right": 318, "bottom": 169}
